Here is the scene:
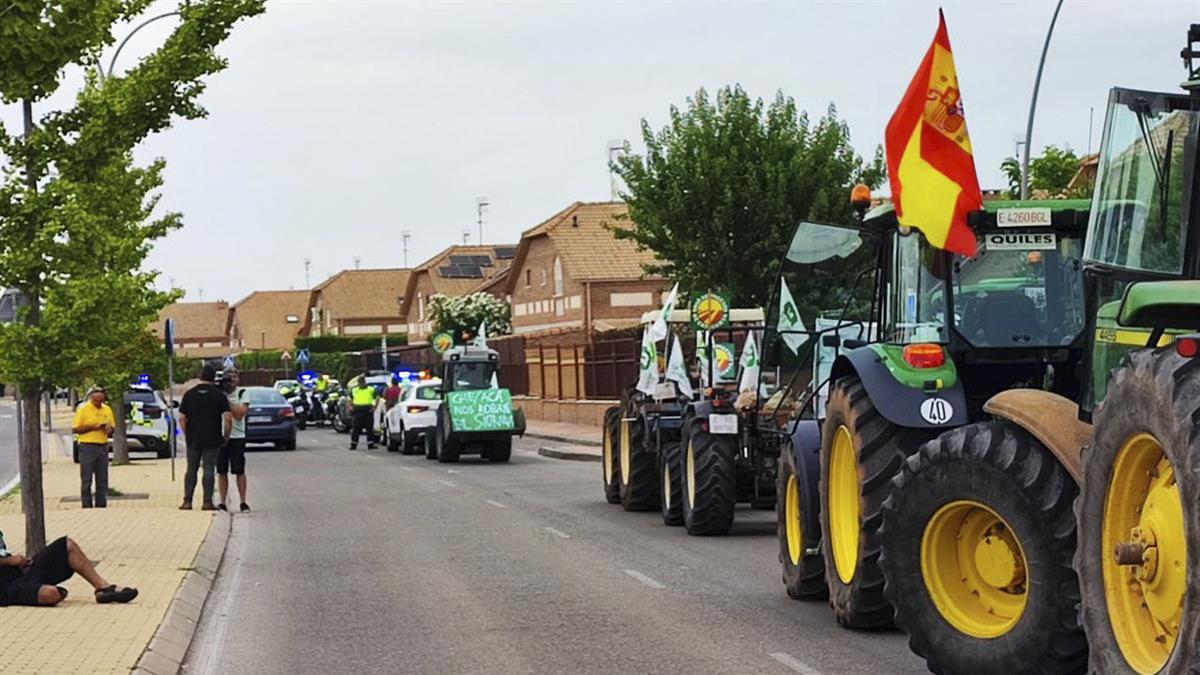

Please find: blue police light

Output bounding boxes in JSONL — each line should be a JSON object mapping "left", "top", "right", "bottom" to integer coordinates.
{"left": 394, "top": 370, "right": 413, "bottom": 380}
{"left": 136, "top": 373, "right": 151, "bottom": 385}
{"left": 298, "top": 370, "right": 317, "bottom": 383}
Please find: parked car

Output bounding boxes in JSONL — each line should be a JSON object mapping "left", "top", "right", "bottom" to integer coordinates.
{"left": 241, "top": 386, "right": 297, "bottom": 450}
{"left": 383, "top": 379, "right": 442, "bottom": 454}
{"left": 72, "top": 385, "right": 176, "bottom": 462}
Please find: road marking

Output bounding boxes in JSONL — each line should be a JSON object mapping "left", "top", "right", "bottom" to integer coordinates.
{"left": 446, "top": 469, "right": 459, "bottom": 474}
{"left": 437, "top": 479, "right": 456, "bottom": 488}
{"left": 400, "top": 467, "right": 415, "bottom": 472}
{"left": 768, "top": 652, "right": 823, "bottom": 675}
{"left": 191, "top": 514, "right": 250, "bottom": 673}
{"left": 486, "top": 500, "right": 507, "bottom": 508}
{"left": 623, "top": 569, "right": 664, "bottom": 589}
{"left": 544, "top": 526, "right": 570, "bottom": 539}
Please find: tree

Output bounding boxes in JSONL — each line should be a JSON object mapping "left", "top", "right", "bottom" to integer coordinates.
{"left": 428, "top": 293, "right": 512, "bottom": 345}
{"left": 612, "top": 86, "right": 885, "bottom": 308}
{"left": 1000, "top": 145, "right": 1083, "bottom": 198}
{"left": 0, "top": 0, "right": 265, "bottom": 552}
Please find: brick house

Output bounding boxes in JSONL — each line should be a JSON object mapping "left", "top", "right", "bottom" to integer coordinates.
{"left": 505, "top": 201, "right": 665, "bottom": 335}
{"left": 306, "top": 268, "right": 411, "bottom": 337}
{"left": 156, "top": 301, "right": 233, "bottom": 358}
{"left": 400, "top": 245, "right": 514, "bottom": 343}
{"left": 229, "top": 290, "right": 312, "bottom": 351}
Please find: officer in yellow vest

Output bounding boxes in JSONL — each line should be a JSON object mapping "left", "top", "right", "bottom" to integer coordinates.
{"left": 349, "top": 374, "right": 378, "bottom": 450}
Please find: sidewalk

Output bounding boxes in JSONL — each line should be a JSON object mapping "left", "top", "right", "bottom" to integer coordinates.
{"left": 525, "top": 419, "right": 602, "bottom": 462}
{"left": 0, "top": 456, "right": 213, "bottom": 674}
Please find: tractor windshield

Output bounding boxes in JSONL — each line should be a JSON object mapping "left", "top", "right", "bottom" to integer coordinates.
{"left": 885, "top": 231, "right": 947, "bottom": 344}
{"left": 1085, "top": 89, "right": 1200, "bottom": 275}
{"left": 448, "top": 361, "right": 496, "bottom": 391}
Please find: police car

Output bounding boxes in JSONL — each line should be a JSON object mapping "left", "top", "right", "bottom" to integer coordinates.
{"left": 72, "top": 384, "right": 176, "bottom": 462}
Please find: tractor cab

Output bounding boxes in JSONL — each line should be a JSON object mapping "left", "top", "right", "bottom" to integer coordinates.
{"left": 439, "top": 346, "right": 500, "bottom": 393}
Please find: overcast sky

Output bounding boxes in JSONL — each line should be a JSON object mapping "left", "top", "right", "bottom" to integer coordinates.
{"left": 2, "top": 0, "right": 1195, "bottom": 302}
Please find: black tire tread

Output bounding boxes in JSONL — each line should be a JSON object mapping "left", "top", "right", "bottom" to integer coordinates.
{"left": 778, "top": 438, "right": 827, "bottom": 600}
{"left": 682, "top": 414, "right": 737, "bottom": 535}
{"left": 619, "top": 416, "right": 658, "bottom": 511}
{"left": 660, "top": 439, "right": 683, "bottom": 526}
{"left": 602, "top": 406, "right": 621, "bottom": 504}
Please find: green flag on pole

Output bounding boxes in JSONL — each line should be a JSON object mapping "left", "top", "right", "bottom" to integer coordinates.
{"left": 778, "top": 277, "right": 809, "bottom": 354}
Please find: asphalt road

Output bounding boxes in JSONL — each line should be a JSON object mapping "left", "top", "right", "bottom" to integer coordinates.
{"left": 184, "top": 429, "right": 924, "bottom": 675}
{"left": 0, "top": 400, "right": 18, "bottom": 490}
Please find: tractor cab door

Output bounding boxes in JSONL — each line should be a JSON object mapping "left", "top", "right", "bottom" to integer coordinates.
{"left": 1080, "top": 87, "right": 1200, "bottom": 416}
{"left": 758, "top": 219, "right": 874, "bottom": 432}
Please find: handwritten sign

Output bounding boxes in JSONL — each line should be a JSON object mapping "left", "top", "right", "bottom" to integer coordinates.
{"left": 446, "top": 388, "right": 516, "bottom": 432}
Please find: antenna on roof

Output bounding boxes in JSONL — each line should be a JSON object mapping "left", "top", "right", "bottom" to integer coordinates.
{"left": 476, "top": 196, "right": 489, "bottom": 245}
{"left": 303, "top": 258, "right": 311, "bottom": 288}
{"left": 401, "top": 231, "right": 412, "bottom": 267}
{"left": 198, "top": 287, "right": 203, "bottom": 301}
{"left": 353, "top": 257, "right": 361, "bottom": 270}
{"left": 461, "top": 228, "right": 471, "bottom": 244}
{"left": 607, "top": 139, "right": 627, "bottom": 201}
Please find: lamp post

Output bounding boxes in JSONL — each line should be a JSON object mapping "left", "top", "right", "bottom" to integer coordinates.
{"left": 99, "top": 11, "right": 181, "bottom": 80}
{"left": 1020, "top": 0, "right": 1065, "bottom": 199}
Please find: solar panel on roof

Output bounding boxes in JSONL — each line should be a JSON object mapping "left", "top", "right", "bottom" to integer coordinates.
{"left": 470, "top": 255, "right": 493, "bottom": 266}
{"left": 448, "top": 255, "right": 475, "bottom": 266}
{"left": 493, "top": 246, "right": 516, "bottom": 259}
{"left": 460, "top": 265, "right": 484, "bottom": 278}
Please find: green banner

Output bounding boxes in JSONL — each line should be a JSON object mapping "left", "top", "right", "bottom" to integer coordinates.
{"left": 446, "top": 388, "right": 516, "bottom": 432}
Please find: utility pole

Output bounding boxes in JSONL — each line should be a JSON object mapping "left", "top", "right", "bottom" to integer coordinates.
{"left": 607, "top": 139, "right": 627, "bottom": 200}
{"left": 475, "top": 197, "right": 488, "bottom": 245}
{"left": 353, "top": 257, "right": 361, "bottom": 270}
{"left": 303, "top": 258, "right": 311, "bottom": 288}
{"left": 1020, "top": 0, "right": 1065, "bottom": 199}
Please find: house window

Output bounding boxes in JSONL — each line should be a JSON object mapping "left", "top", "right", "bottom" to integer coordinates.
{"left": 540, "top": 268, "right": 547, "bottom": 287}
{"left": 525, "top": 269, "right": 531, "bottom": 287}
{"left": 418, "top": 292, "right": 425, "bottom": 321}
{"left": 553, "top": 257, "right": 563, "bottom": 296}
{"left": 286, "top": 315, "right": 299, "bottom": 324}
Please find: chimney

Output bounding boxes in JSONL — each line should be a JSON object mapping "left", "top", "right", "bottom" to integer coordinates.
{"left": 572, "top": 215, "right": 578, "bottom": 228}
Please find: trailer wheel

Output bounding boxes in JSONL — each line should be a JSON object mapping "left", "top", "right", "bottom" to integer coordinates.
{"left": 435, "top": 416, "right": 460, "bottom": 463}
{"left": 424, "top": 432, "right": 436, "bottom": 460}
{"left": 659, "top": 439, "right": 683, "bottom": 526}
{"left": 681, "top": 414, "right": 736, "bottom": 535}
{"left": 602, "top": 406, "right": 621, "bottom": 504}
{"left": 778, "top": 440, "right": 827, "bottom": 600}
{"left": 1078, "top": 348, "right": 1200, "bottom": 675}
{"left": 487, "top": 437, "right": 512, "bottom": 463}
{"left": 619, "top": 416, "right": 658, "bottom": 511}
{"left": 880, "top": 422, "right": 1085, "bottom": 674}
{"left": 820, "top": 375, "right": 927, "bottom": 629}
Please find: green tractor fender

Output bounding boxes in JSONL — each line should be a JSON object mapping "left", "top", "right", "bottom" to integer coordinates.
{"left": 828, "top": 344, "right": 967, "bottom": 430}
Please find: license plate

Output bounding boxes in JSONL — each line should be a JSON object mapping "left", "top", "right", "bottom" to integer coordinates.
{"left": 709, "top": 414, "right": 737, "bottom": 434}
{"left": 654, "top": 381, "right": 676, "bottom": 400}
{"left": 249, "top": 416, "right": 272, "bottom": 424}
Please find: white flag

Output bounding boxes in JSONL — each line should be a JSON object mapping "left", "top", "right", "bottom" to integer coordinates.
{"left": 696, "top": 330, "right": 710, "bottom": 387}
{"left": 778, "top": 277, "right": 809, "bottom": 355}
{"left": 636, "top": 329, "right": 659, "bottom": 396}
{"left": 738, "top": 333, "right": 760, "bottom": 393}
{"left": 648, "top": 283, "right": 679, "bottom": 342}
{"left": 473, "top": 320, "right": 487, "bottom": 347}
{"left": 665, "top": 335, "right": 694, "bottom": 399}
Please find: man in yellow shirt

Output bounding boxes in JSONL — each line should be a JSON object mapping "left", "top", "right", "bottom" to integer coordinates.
{"left": 71, "top": 386, "right": 115, "bottom": 509}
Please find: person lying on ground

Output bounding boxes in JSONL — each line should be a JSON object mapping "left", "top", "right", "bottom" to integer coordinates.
{"left": 0, "top": 532, "right": 138, "bottom": 606}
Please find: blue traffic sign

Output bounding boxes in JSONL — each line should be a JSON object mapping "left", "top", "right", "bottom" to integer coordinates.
{"left": 296, "top": 348, "right": 311, "bottom": 365}
{"left": 222, "top": 356, "right": 235, "bottom": 369}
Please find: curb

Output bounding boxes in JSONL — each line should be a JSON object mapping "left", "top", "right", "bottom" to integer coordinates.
{"left": 537, "top": 446, "right": 601, "bottom": 462}
{"left": 0, "top": 475, "right": 18, "bottom": 500}
{"left": 525, "top": 431, "right": 602, "bottom": 448}
{"left": 133, "top": 512, "right": 232, "bottom": 675}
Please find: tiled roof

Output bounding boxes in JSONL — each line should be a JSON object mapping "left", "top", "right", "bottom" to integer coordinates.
{"left": 230, "top": 290, "right": 312, "bottom": 351}
{"left": 157, "top": 301, "right": 231, "bottom": 340}
{"left": 506, "top": 202, "right": 660, "bottom": 294}
{"left": 313, "top": 268, "right": 411, "bottom": 319}
{"left": 400, "top": 244, "right": 515, "bottom": 315}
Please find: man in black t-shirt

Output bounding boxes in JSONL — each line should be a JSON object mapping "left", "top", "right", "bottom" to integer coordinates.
{"left": 178, "top": 365, "right": 232, "bottom": 510}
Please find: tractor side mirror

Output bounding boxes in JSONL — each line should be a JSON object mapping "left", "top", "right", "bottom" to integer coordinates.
{"left": 842, "top": 338, "right": 868, "bottom": 350}
{"left": 821, "top": 335, "right": 841, "bottom": 348}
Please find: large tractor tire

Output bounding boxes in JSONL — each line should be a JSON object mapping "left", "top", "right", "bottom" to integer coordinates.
{"left": 486, "top": 437, "right": 512, "bottom": 463}
{"left": 601, "top": 406, "right": 622, "bottom": 504}
{"left": 435, "top": 416, "right": 460, "bottom": 463}
{"left": 681, "top": 413, "right": 737, "bottom": 536}
{"left": 1077, "top": 347, "right": 1200, "bottom": 674}
{"left": 778, "top": 439, "right": 827, "bottom": 600}
{"left": 659, "top": 438, "right": 683, "bottom": 526}
{"left": 618, "top": 415, "right": 658, "bottom": 511}
{"left": 819, "top": 375, "right": 930, "bottom": 629}
{"left": 880, "top": 422, "right": 1085, "bottom": 675}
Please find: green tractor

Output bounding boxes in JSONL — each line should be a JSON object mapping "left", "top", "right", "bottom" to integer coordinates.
{"left": 427, "top": 345, "right": 525, "bottom": 463}
{"left": 877, "top": 27, "right": 1200, "bottom": 674}
{"left": 772, "top": 195, "right": 1091, "bottom": 633}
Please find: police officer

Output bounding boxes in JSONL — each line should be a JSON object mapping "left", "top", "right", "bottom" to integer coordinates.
{"left": 349, "top": 374, "right": 378, "bottom": 450}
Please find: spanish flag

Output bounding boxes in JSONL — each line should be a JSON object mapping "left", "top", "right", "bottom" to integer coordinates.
{"left": 885, "top": 10, "right": 982, "bottom": 257}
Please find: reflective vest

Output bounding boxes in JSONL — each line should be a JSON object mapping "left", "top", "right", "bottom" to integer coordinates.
{"left": 351, "top": 385, "right": 376, "bottom": 407}
{"left": 316, "top": 379, "right": 327, "bottom": 392}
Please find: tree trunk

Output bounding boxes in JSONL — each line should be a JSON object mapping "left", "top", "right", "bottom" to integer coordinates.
{"left": 19, "top": 389, "right": 45, "bottom": 554}
{"left": 112, "top": 392, "right": 129, "bottom": 465}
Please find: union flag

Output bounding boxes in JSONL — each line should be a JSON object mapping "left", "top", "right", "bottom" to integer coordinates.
{"left": 885, "top": 10, "right": 982, "bottom": 257}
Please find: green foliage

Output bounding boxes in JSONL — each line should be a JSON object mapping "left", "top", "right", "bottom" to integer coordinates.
{"left": 1000, "top": 145, "right": 1085, "bottom": 198}
{"left": 612, "top": 85, "right": 885, "bottom": 308}
{"left": 295, "top": 334, "right": 404, "bottom": 353}
{"left": 308, "top": 352, "right": 349, "bottom": 383}
{"left": 234, "top": 350, "right": 284, "bottom": 371}
{"left": 428, "top": 293, "right": 512, "bottom": 344}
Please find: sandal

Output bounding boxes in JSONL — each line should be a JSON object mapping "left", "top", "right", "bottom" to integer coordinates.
{"left": 95, "top": 585, "right": 138, "bottom": 604}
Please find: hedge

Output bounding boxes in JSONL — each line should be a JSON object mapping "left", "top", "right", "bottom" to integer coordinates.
{"left": 294, "top": 334, "right": 406, "bottom": 353}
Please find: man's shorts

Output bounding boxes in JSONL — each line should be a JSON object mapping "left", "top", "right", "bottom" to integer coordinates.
{"left": 0, "top": 536, "right": 73, "bottom": 606}
{"left": 217, "top": 438, "right": 247, "bottom": 475}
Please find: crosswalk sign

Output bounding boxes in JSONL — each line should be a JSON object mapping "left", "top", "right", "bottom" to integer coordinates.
{"left": 222, "top": 356, "right": 235, "bottom": 369}
{"left": 297, "top": 348, "right": 311, "bottom": 365}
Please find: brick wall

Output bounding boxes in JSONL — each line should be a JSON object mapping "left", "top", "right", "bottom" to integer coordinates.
{"left": 511, "top": 235, "right": 584, "bottom": 332}
{"left": 403, "top": 272, "right": 439, "bottom": 341}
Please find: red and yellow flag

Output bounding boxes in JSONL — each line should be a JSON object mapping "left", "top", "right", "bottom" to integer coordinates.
{"left": 885, "top": 11, "right": 982, "bottom": 257}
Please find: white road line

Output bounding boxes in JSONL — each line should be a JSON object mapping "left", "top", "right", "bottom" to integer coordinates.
{"left": 191, "top": 514, "right": 250, "bottom": 673}
{"left": 768, "top": 652, "right": 823, "bottom": 675}
{"left": 486, "top": 500, "right": 507, "bottom": 508}
{"left": 446, "top": 469, "right": 459, "bottom": 474}
{"left": 543, "top": 526, "right": 570, "bottom": 539}
{"left": 437, "top": 479, "right": 456, "bottom": 488}
{"left": 400, "top": 467, "right": 415, "bottom": 472}
{"left": 623, "top": 569, "right": 664, "bottom": 589}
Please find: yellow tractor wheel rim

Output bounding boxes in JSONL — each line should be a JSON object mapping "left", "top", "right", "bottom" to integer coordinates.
{"left": 603, "top": 423, "right": 614, "bottom": 485}
{"left": 620, "top": 421, "right": 632, "bottom": 487}
{"left": 829, "top": 425, "right": 860, "bottom": 584}
{"left": 686, "top": 440, "right": 696, "bottom": 507}
{"left": 920, "top": 500, "right": 1029, "bottom": 638}
{"left": 786, "top": 473, "right": 803, "bottom": 566}
{"left": 1102, "top": 433, "right": 1184, "bottom": 674}
{"left": 663, "top": 463, "right": 672, "bottom": 510}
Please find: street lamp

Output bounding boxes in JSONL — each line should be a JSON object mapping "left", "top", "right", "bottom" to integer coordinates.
{"left": 99, "top": 11, "right": 181, "bottom": 80}
{"left": 1020, "top": 0, "right": 1065, "bottom": 199}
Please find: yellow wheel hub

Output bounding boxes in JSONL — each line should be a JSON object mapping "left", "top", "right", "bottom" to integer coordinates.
{"left": 829, "top": 425, "right": 860, "bottom": 584}
{"left": 686, "top": 440, "right": 696, "bottom": 507}
{"left": 603, "top": 423, "right": 614, "bottom": 485}
{"left": 1102, "top": 433, "right": 1185, "bottom": 674}
{"left": 786, "top": 474, "right": 803, "bottom": 566}
{"left": 920, "top": 500, "right": 1028, "bottom": 638}
{"left": 619, "top": 421, "right": 632, "bottom": 487}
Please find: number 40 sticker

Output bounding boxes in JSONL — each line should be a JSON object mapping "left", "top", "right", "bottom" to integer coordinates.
{"left": 920, "top": 397, "right": 954, "bottom": 425}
